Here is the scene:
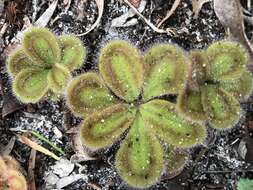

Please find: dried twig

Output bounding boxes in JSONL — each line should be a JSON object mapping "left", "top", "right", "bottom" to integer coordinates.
{"left": 157, "top": 0, "right": 182, "bottom": 28}
{"left": 123, "top": 0, "right": 175, "bottom": 35}
{"left": 28, "top": 149, "right": 36, "bottom": 190}
{"left": 203, "top": 168, "right": 253, "bottom": 174}
{"left": 17, "top": 135, "right": 60, "bottom": 160}
{"left": 76, "top": 0, "right": 104, "bottom": 36}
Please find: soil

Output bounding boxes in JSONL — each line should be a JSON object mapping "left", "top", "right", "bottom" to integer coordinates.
{"left": 0, "top": 0, "right": 252, "bottom": 190}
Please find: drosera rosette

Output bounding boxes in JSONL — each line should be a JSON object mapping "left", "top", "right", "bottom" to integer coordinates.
{"left": 0, "top": 155, "right": 27, "bottom": 190}
{"left": 177, "top": 41, "right": 253, "bottom": 130}
{"left": 66, "top": 40, "right": 207, "bottom": 188}
{"left": 7, "top": 27, "right": 85, "bottom": 103}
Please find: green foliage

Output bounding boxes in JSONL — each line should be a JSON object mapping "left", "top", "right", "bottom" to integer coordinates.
{"left": 7, "top": 27, "right": 85, "bottom": 103}
{"left": 177, "top": 41, "right": 252, "bottom": 129}
{"left": 67, "top": 40, "right": 206, "bottom": 188}
{"left": 0, "top": 155, "right": 27, "bottom": 190}
{"left": 237, "top": 178, "right": 253, "bottom": 190}
{"left": 142, "top": 44, "right": 188, "bottom": 100}
{"left": 166, "top": 147, "right": 188, "bottom": 176}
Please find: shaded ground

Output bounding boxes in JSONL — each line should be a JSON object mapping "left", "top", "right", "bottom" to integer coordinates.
{"left": 0, "top": 0, "right": 252, "bottom": 189}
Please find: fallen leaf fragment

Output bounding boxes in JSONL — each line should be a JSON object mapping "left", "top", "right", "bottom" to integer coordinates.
{"left": 76, "top": 0, "right": 104, "bottom": 36}
{"left": 56, "top": 174, "right": 88, "bottom": 189}
{"left": 34, "top": 0, "right": 58, "bottom": 27}
{"left": 52, "top": 159, "right": 75, "bottom": 178}
{"left": 17, "top": 135, "right": 60, "bottom": 160}
{"left": 157, "top": 0, "right": 182, "bottom": 28}
{"left": 192, "top": 0, "right": 212, "bottom": 18}
{"left": 238, "top": 137, "right": 253, "bottom": 164}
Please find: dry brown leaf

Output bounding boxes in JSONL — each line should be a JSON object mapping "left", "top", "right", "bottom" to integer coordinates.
{"left": 17, "top": 135, "right": 60, "bottom": 160}
{"left": 157, "top": 0, "right": 182, "bottom": 28}
{"left": 192, "top": 0, "right": 212, "bottom": 18}
{"left": 34, "top": 0, "right": 58, "bottom": 27}
{"left": 76, "top": 0, "right": 104, "bottom": 36}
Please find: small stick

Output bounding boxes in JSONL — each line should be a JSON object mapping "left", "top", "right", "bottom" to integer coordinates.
{"left": 28, "top": 149, "right": 36, "bottom": 190}
{"left": 123, "top": 0, "right": 175, "bottom": 35}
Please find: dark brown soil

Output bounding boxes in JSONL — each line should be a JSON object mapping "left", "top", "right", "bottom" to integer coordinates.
{"left": 0, "top": 0, "right": 252, "bottom": 190}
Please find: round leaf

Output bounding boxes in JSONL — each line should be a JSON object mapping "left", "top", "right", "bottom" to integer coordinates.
{"left": 140, "top": 99, "right": 207, "bottom": 148}
{"left": 58, "top": 35, "right": 85, "bottom": 71}
{"left": 220, "top": 69, "right": 253, "bottom": 101}
{"left": 166, "top": 147, "right": 188, "bottom": 176}
{"left": 79, "top": 104, "right": 136, "bottom": 151}
{"left": 142, "top": 44, "right": 188, "bottom": 100}
{"left": 66, "top": 73, "right": 118, "bottom": 117}
{"left": 13, "top": 69, "right": 49, "bottom": 103}
{"left": 206, "top": 41, "right": 248, "bottom": 81}
{"left": 115, "top": 114, "right": 164, "bottom": 189}
{"left": 7, "top": 49, "right": 39, "bottom": 77}
{"left": 201, "top": 85, "right": 241, "bottom": 129}
{"left": 23, "top": 27, "right": 60, "bottom": 66}
{"left": 99, "top": 40, "right": 144, "bottom": 102}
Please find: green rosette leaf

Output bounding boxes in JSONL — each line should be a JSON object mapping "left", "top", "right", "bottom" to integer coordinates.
{"left": 115, "top": 113, "right": 164, "bottom": 189}
{"left": 23, "top": 27, "right": 60, "bottom": 66}
{"left": 220, "top": 70, "right": 253, "bottom": 101}
{"left": 79, "top": 104, "right": 136, "bottom": 151}
{"left": 7, "top": 49, "right": 39, "bottom": 77}
{"left": 99, "top": 40, "right": 144, "bottom": 102}
{"left": 140, "top": 99, "right": 206, "bottom": 148}
{"left": 47, "top": 64, "right": 71, "bottom": 93}
{"left": 13, "top": 69, "right": 49, "bottom": 103}
{"left": 166, "top": 147, "right": 188, "bottom": 176}
{"left": 142, "top": 44, "right": 188, "bottom": 100}
{"left": 177, "top": 88, "right": 206, "bottom": 122}
{"left": 201, "top": 84, "right": 241, "bottom": 129}
{"left": 66, "top": 73, "right": 118, "bottom": 117}
{"left": 58, "top": 35, "right": 85, "bottom": 71}
{"left": 206, "top": 41, "right": 248, "bottom": 81}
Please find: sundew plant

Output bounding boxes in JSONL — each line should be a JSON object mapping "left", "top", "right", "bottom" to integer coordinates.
{"left": 67, "top": 40, "right": 207, "bottom": 188}
{"left": 177, "top": 41, "right": 252, "bottom": 129}
{"left": 0, "top": 155, "right": 27, "bottom": 190}
{"left": 7, "top": 27, "right": 85, "bottom": 103}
